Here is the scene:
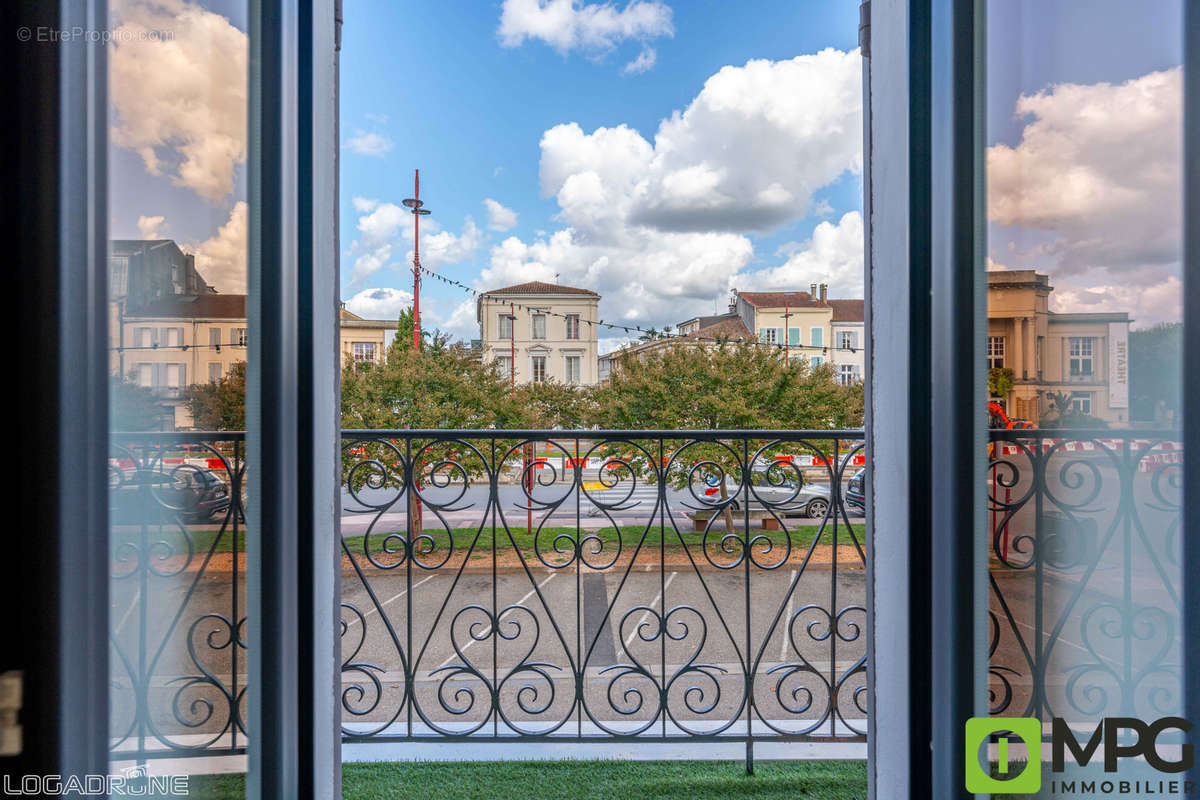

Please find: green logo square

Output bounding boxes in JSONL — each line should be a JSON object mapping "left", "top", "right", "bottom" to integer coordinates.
{"left": 964, "top": 716, "right": 1042, "bottom": 794}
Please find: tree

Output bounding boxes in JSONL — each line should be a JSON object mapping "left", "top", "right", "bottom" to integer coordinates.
{"left": 988, "top": 367, "right": 1014, "bottom": 401}
{"left": 591, "top": 340, "right": 864, "bottom": 532}
{"left": 513, "top": 380, "right": 598, "bottom": 430}
{"left": 1129, "top": 322, "right": 1181, "bottom": 424}
{"left": 111, "top": 375, "right": 171, "bottom": 431}
{"left": 388, "top": 307, "right": 449, "bottom": 359}
{"left": 183, "top": 362, "right": 246, "bottom": 431}
{"left": 1042, "top": 390, "right": 1108, "bottom": 429}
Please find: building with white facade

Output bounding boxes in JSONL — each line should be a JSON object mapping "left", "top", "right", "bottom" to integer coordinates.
{"left": 477, "top": 281, "right": 601, "bottom": 386}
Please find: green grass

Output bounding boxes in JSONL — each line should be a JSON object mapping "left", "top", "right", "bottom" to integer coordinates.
{"left": 180, "top": 760, "right": 867, "bottom": 799}
{"left": 111, "top": 524, "right": 864, "bottom": 561}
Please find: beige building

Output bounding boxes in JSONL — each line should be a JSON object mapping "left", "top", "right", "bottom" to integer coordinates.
{"left": 339, "top": 306, "right": 395, "bottom": 368}
{"left": 476, "top": 281, "right": 600, "bottom": 386}
{"left": 114, "top": 296, "right": 402, "bottom": 428}
{"left": 987, "top": 270, "right": 1131, "bottom": 426}
{"left": 117, "top": 295, "right": 249, "bottom": 429}
{"left": 828, "top": 299, "right": 865, "bottom": 385}
{"left": 599, "top": 286, "right": 866, "bottom": 383}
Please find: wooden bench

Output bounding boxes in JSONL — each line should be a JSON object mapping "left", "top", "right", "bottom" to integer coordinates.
{"left": 687, "top": 509, "right": 781, "bottom": 532}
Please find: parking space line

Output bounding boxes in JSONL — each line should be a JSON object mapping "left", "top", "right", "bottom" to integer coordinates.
{"left": 780, "top": 570, "right": 796, "bottom": 662}
{"left": 435, "top": 572, "right": 556, "bottom": 670}
{"left": 114, "top": 588, "right": 140, "bottom": 636}
{"left": 624, "top": 572, "right": 677, "bottom": 649}
{"left": 347, "top": 574, "right": 437, "bottom": 628}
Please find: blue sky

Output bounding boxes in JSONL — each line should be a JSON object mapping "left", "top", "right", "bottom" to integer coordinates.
{"left": 105, "top": 0, "right": 1183, "bottom": 346}
{"left": 338, "top": 0, "right": 865, "bottom": 347}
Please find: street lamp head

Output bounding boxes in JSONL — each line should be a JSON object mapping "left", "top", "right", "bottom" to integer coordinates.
{"left": 401, "top": 198, "right": 423, "bottom": 209}
{"left": 415, "top": 208, "right": 431, "bottom": 215}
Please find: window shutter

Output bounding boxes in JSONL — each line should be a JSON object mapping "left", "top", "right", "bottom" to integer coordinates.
{"left": 759, "top": 328, "right": 767, "bottom": 342}
{"left": 789, "top": 327, "right": 800, "bottom": 345}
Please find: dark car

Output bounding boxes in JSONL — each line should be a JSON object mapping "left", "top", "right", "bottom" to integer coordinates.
{"left": 111, "top": 467, "right": 231, "bottom": 524}
{"left": 845, "top": 468, "right": 866, "bottom": 513}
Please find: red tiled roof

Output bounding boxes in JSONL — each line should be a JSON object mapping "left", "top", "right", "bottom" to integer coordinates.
{"left": 127, "top": 294, "right": 246, "bottom": 319}
{"left": 484, "top": 281, "right": 598, "bottom": 296}
{"left": 737, "top": 291, "right": 825, "bottom": 308}
{"left": 828, "top": 299, "right": 864, "bottom": 322}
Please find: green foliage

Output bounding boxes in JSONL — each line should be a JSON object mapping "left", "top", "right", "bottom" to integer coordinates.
{"left": 182, "top": 362, "right": 246, "bottom": 431}
{"left": 1129, "top": 322, "right": 1181, "bottom": 423}
{"left": 110, "top": 375, "right": 171, "bottom": 431}
{"left": 1042, "top": 389, "right": 1108, "bottom": 429}
{"left": 592, "top": 340, "right": 863, "bottom": 431}
{"left": 513, "top": 380, "right": 597, "bottom": 429}
{"left": 988, "top": 367, "right": 1014, "bottom": 400}
{"left": 388, "top": 307, "right": 449, "bottom": 358}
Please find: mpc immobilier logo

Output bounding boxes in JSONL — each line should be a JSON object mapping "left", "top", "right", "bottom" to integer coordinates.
{"left": 965, "top": 716, "right": 1194, "bottom": 795}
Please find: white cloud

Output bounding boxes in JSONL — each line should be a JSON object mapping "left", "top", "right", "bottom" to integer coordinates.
{"left": 987, "top": 67, "right": 1181, "bottom": 275}
{"left": 484, "top": 198, "right": 519, "bottom": 231}
{"left": 110, "top": 0, "right": 248, "bottom": 202}
{"left": 413, "top": 217, "right": 484, "bottom": 269}
{"left": 344, "top": 202, "right": 482, "bottom": 289}
{"left": 622, "top": 47, "right": 656, "bottom": 75}
{"left": 498, "top": 0, "right": 673, "bottom": 55}
{"left": 191, "top": 201, "right": 247, "bottom": 293}
{"left": 1050, "top": 275, "right": 1181, "bottom": 328}
{"left": 741, "top": 212, "right": 864, "bottom": 295}
{"left": 137, "top": 215, "right": 166, "bottom": 239}
{"left": 344, "top": 130, "right": 395, "bottom": 157}
{"left": 987, "top": 66, "right": 1182, "bottom": 326}
{"left": 536, "top": 49, "right": 862, "bottom": 236}
{"left": 470, "top": 51, "right": 862, "bottom": 331}
{"left": 344, "top": 287, "right": 412, "bottom": 320}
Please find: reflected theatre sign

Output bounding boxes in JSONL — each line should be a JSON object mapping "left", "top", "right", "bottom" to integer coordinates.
{"left": 1109, "top": 321, "right": 1129, "bottom": 409}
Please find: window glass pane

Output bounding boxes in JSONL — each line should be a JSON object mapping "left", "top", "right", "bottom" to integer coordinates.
{"left": 107, "top": 0, "right": 251, "bottom": 788}
{"left": 983, "top": 4, "right": 1182, "bottom": 794}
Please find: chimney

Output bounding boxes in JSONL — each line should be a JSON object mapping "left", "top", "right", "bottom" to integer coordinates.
{"left": 819, "top": 283, "right": 827, "bottom": 302}
{"left": 810, "top": 283, "right": 817, "bottom": 298}
{"left": 728, "top": 288, "right": 737, "bottom": 314}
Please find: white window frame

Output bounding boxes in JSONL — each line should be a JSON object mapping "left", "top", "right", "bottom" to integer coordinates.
{"left": 208, "top": 362, "right": 223, "bottom": 382}
{"left": 1069, "top": 336, "right": 1094, "bottom": 376}
{"left": 498, "top": 313, "right": 513, "bottom": 340}
{"left": 352, "top": 341, "right": 377, "bottom": 363}
{"left": 839, "top": 330, "right": 858, "bottom": 351}
{"left": 565, "top": 314, "right": 580, "bottom": 340}
{"left": 531, "top": 355, "right": 547, "bottom": 382}
{"left": 1070, "top": 391, "right": 1092, "bottom": 414}
{"left": 234, "top": 328, "right": 248, "bottom": 347}
{"left": 839, "top": 364, "right": 859, "bottom": 385}
{"left": 531, "top": 314, "right": 546, "bottom": 340}
{"left": 495, "top": 355, "right": 513, "bottom": 381}
{"left": 987, "top": 336, "right": 1005, "bottom": 369}
{"left": 564, "top": 355, "right": 581, "bottom": 384}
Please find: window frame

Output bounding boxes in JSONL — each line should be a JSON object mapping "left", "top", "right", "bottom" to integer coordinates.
{"left": 986, "top": 334, "right": 1004, "bottom": 368}
{"left": 565, "top": 313, "right": 580, "bottom": 340}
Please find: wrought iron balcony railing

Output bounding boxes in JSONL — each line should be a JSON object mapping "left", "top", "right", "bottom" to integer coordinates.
{"left": 105, "top": 427, "right": 1182, "bottom": 769}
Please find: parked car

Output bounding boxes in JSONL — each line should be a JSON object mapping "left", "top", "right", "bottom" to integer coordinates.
{"left": 111, "top": 468, "right": 232, "bottom": 524}
{"left": 713, "top": 469, "right": 832, "bottom": 519}
{"left": 845, "top": 468, "right": 866, "bottom": 513}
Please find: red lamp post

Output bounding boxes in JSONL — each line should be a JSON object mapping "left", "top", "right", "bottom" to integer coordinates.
{"left": 402, "top": 169, "right": 431, "bottom": 351}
